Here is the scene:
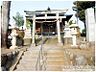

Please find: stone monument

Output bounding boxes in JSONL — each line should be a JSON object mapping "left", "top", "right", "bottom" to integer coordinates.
{"left": 85, "top": 8, "right": 95, "bottom": 42}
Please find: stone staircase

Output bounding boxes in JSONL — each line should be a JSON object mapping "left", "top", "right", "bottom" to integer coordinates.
{"left": 14, "top": 44, "right": 70, "bottom": 71}
{"left": 44, "top": 47, "right": 66, "bottom": 71}
{"left": 46, "top": 45, "right": 68, "bottom": 71}
{"left": 14, "top": 46, "right": 40, "bottom": 71}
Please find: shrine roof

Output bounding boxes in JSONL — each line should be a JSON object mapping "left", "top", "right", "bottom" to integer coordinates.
{"left": 69, "top": 24, "right": 79, "bottom": 28}
{"left": 63, "top": 14, "right": 73, "bottom": 21}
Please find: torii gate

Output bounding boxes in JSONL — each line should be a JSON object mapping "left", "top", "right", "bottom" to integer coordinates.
{"left": 24, "top": 9, "right": 72, "bottom": 46}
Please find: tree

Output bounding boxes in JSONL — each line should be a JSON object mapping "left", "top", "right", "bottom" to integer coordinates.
{"left": 26, "top": 19, "right": 33, "bottom": 35}
{"left": 73, "top": 1, "right": 95, "bottom": 30}
{"left": 81, "top": 29, "right": 86, "bottom": 37}
{"left": 13, "top": 12, "right": 24, "bottom": 27}
{"left": 69, "top": 20, "right": 73, "bottom": 25}
{"left": 26, "top": 19, "right": 32, "bottom": 28}
{"left": 1, "top": 1, "right": 11, "bottom": 48}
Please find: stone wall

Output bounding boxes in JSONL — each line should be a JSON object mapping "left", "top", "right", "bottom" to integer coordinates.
{"left": 1, "top": 50, "right": 19, "bottom": 71}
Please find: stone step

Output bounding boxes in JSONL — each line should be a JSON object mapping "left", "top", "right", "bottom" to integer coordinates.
{"left": 26, "top": 49, "right": 39, "bottom": 52}
{"left": 47, "top": 56, "right": 64, "bottom": 59}
{"left": 22, "top": 53, "right": 39, "bottom": 57}
{"left": 45, "top": 64, "right": 65, "bottom": 71}
{"left": 46, "top": 66, "right": 63, "bottom": 71}
{"left": 46, "top": 55, "right": 64, "bottom": 57}
{"left": 14, "top": 68, "right": 25, "bottom": 71}
{"left": 24, "top": 51, "right": 39, "bottom": 55}
{"left": 16, "top": 64, "right": 35, "bottom": 68}
{"left": 21, "top": 55, "right": 38, "bottom": 59}
{"left": 15, "top": 67, "right": 35, "bottom": 71}
{"left": 46, "top": 65, "right": 64, "bottom": 67}
{"left": 46, "top": 61, "right": 64, "bottom": 65}
{"left": 17, "top": 64, "right": 35, "bottom": 70}
{"left": 46, "top": 52, "right": 64, "bottom": 56}
{"left": 24, "top": 50, "right": 39, "bottom": 53}
{"left": 46, "top": 57, "right": 64, "bottom": 61}
{"left": 20, "top": 58, "right": 37, "bottom": 62}
{"left": 16, "top": 64, "right": 64, "bottom": 71}
{"left": 28, "top": 47, "right": 40, "bottom": 50}
{"left": 47, "top": 50, "right": 64, "bottom": 53}
{"left": 19, "top": 60, "right": 36, "bottom": 65}
{"left": 47, "top": 51, "right": 64, "bottom": 53}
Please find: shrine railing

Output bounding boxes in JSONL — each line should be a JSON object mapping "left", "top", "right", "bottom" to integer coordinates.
{"left": 35, "top": 38, "right": 48, "bottom": 71}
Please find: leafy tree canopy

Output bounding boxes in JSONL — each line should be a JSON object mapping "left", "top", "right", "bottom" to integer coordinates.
{"left": 26, "top": 19, "right": 32, "bottom": 28}
{"left": 73, "top": 1, "right": 95, "bottom": 28}
{"left": 69, "top": 20, "right": 73, "bottom": 25}
{"left": 13, "top": 12, "right": 24, "bottom": 27}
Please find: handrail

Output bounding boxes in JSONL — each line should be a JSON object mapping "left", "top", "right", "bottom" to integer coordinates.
{"left": 35, "top": 38, "right": 47, "bottom": 71}
{"left": 35, "top": 43, "right": 43, "bottom": 70}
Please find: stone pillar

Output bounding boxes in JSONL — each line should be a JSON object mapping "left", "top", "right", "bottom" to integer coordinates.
{"left": 45, "top": 13, "right": 47, "bottom": 18}
{"left": 65, "top": 21, "right": 68, "bottom": 26}
{"left": 71, "top": 27, "right": 78, "bottom": 47}
{"left": 56, "top": 13, "right": 61, "bottom": 43}
{"left": 85, "top": 8, "right": 95, "bottom": 41}
{"left": 24, "top": 13, "right": 26, "bottom": 30}
{"left": 10, "top": 29, "right": 18, "bottom": 49}
{"left": 72, "top": 35, "right": 77, "bottom": 46}
{"left": 32, "top": 15, "right": 36, "bottom": 45}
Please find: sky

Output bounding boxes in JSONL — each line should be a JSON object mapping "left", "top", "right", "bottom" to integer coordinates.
{"left": 0, "top": 1, "right": 84, "bottom": 32}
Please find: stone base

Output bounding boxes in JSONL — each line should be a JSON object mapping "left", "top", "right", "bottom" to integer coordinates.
{"left": 23, "top": 38, "right": 32, "bottom": 45}
{"left": 64, "top": 37, "right": 72, "bottom": 45}
{"left": 57, "top": 42, "right": 63, "bottom": 46}
{"left": 31, "top": 43, "right": 36, "bottom": 47}
{"left": 71, "top": 45, "right": 78, "bottom": 48}
{"left": 10, "top": 46, "right": 18, "bottom": 49}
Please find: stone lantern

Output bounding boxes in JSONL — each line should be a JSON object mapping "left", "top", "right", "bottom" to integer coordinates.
{"left": 10, "top": 25, "right": 18, "bottom": 49}
{"left": 69, "top": 23, "right": 79, "bottom": 47}
{"left": 64, "top": 21, "right": 72, "bottom": 44}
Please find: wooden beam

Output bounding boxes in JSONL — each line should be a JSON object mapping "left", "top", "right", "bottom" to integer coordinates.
{"left": 25, "top": 14, "right": 66, "bottom": 19}
{"left": 37, "top": 11, "right": 66, "bottom": 14}
{"left": 24, "top": 9, "right": 68, "bottom": 15}
{"left": 26, "top": 16, "right": 66, "bottom": 20}
{"left": 34, "top": 16, "right": 66, "bottom": 19}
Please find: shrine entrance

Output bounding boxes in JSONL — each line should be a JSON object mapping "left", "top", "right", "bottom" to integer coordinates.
{"left": 43, "top": 22, "right": 56, "bottom": 35}
{"left": 36, "top": 21, "right": 57, "bottom": 36}
{"left": 24, "top": 9, "right": 72, "bottom": 44}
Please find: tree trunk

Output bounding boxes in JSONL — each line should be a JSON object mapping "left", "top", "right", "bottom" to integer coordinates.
{"left": 1, "top": 1, "right": 11, "bottom": 48}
